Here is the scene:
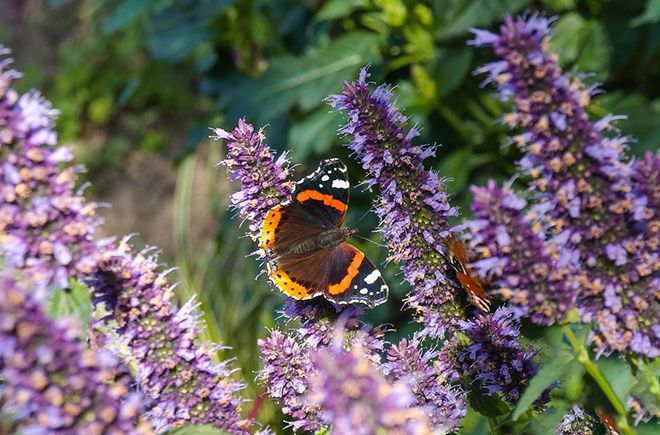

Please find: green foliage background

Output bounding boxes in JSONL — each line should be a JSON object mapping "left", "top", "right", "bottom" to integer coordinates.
{"left": 6, "top": 0, "right": 660, "bottom": 433}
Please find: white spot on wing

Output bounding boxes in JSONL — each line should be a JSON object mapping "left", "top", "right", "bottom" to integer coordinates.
{"left": 321, "top": 175, "right": 330, "bottom": 181}
{"left": 332, "top": 179, "right": 350, "bottom": 189}
{"left": 359, "top": 288, "right": 368, "bottom": 295}
{"left": 364, "top": 269, "right": 381, "bottom": 284}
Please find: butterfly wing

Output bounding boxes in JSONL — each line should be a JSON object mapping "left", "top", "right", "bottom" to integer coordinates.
{"left": 292, "top": 158, "right": 349, "bottom": 229}
{"left": 444, "top": 235, "right": 491, "bottom": 312}
{"left": 323, "top": 243, "right": 389, "bottom": 308}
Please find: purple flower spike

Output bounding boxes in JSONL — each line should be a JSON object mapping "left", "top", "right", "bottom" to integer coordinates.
{"left": 469, "top": 180, "right": 577, "bottom": 324}
{"left": 384, "top": 337, "right": 467, "bottom": 430}
{"left": 214, "top": 119, "right": 295, "bottom": 238}
{"left": 443, "top": 307, "right": 548, "bottom": 407}
{"left": 88, "top": 239, "right": 248, "bottom": 434}
{"left": 0, "top": 46, "right": 101, "bottom": 300}
{"left": 308, "top": 339, "right": 433, "bottom": 435}
{"left": 0, "top": 273, "right": 151, "bottom": 434}
{"left": 472, "top": 16, "right": 659, "bottom": 357}
{"left": 556, "top": 406, "right": 598, "bottom": 434}
{"left": 330, "top": 68, "right": 464, "bottom": 336}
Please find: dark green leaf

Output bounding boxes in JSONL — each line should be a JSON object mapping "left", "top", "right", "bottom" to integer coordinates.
{"left": 46, "top": 279, "right": 93, "bottom": 333}
{"left": 434, "top": 47, "right": 473, "bottom": 96}
{"left": 469, "top": 384, "right": 511, "bottom": 417}
{"left": 103, "top": 0, "right": 154, "bottom": 34}
{"left": 290, "top": 108, "right": 342, "bottom": 160}
{"left": 221, "top": 32, "right": 380, "bottom": 122}
{"left": 314, "top": 0, "right": 367, "bottom": 22}
{"left": 511, "top": 353, "right": 575, "bottom": 421}
{"left": 435, "top": 0, "right": 532, "bottom": 40}
{"left": 551, "top": 14, "right": 610, "bottom": 77}
{"left": 631, "top": 0, "right": 660, "bottom": 26}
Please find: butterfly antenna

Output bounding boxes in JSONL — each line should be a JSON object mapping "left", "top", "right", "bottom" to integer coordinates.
{"left": 353, "top": 234, "right": 387, "bottom": 249}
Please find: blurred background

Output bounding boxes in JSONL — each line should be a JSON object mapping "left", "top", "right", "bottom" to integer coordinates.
{"left": 3, "top": 0, "right": 659, "bottom": 432}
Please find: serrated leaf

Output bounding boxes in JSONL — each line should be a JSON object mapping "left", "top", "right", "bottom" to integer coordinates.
{"left": 435, "top": 0, "right": 532, "bottom": 40}
{"left": 512, "top": 353, "right": 575, "bottom": 421}
{"left": 46, "top": 279, "right": 92, "bottom": 333}
{"left": 168, "top": 424, "right": 231, "bottom": 435}
{"left": 469, "top": 384, "right": 511, "bottom": 417}
{"left": 220, "top": 32, "right": 381, "bottom": 123}
{"left": 290, "top": 108, "right": 342, "bottom": 160}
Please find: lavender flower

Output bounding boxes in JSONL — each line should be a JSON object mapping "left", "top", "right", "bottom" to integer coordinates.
{"left": 88, "top": 239, "right": 248, "bottom": 434}
{"left": 472, "top": 16, "right": 659, "bottom": 357}
{"left": 442, "top": 307, "right": 547, "bottom": 407}
{"left": 0, "top": 46, "right": 101, "bottom": 300}
{"left": 329, "top": 68, "right": 464, "bottom": 337}
{"left": 307, "top": 339, "right": 433, "bottom": 435}
{"left": 214, "top": 119, "right": 295, "bottom": 238}
{"left": 0, "top": 273, "right": 150, "bottom": 434}
{"left": 257, "top": 301, "right": 384, "bottom": 431}
{"left": 384, "top": 337, "right": 466, "bottom": 430}
{"left": 556, "top": 406, "right": 597, "bottom": 434}
{"left": 469, "top": 181, "right": 576, "bottom": 324}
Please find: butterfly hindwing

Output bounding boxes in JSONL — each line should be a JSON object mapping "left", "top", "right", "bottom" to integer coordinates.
{"left": 293, "top": 158, "right": 349, "bottom": 229}
{"left": 324, "top": 243, "right": 389, "bottom": 308}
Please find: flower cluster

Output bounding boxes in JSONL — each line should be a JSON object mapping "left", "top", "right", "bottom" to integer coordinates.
{"left": 214, "top": 119, "right": 295, "bottom": 238}
{"left": 307, "top": 338, "right": 433, "bottom": 435}
{"left": 257, "top": 300, "right": 385, "bottom": 431}
{"left": 556, "top": 406, "right": 598, "bottom": 434}
{"left": 469, "top": 181, "right": 576, "bottom": 324}
{"left": 88, "top": 239, "right": 248, "bottom": 434}
{"left": 471, "top": 16, "right": 659, "bottom": 357}
{"left": 384, "top": 337, "right": 467, "bottom": 430}
{"left": 0, "top": 273, "right": 150, "bottom": 434}
{"left": 441, "top": 307, "right": 547, "bottom": 407}
{"left": 329, "top": 69, "right": 465, "bottom": 337}
{"left": 0, "top": 46, "right": 101, "bottom": 301}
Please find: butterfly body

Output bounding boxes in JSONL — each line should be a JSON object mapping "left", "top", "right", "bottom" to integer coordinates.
{"left": 443, "top": 235, "right": 491, "bottom": 312}
{"left": 259, "top": 159, "right": 388, "bottom": 308}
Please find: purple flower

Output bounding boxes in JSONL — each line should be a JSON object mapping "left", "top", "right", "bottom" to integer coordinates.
{"left": 257, "top": 303, "right": 384, "bottom": 431}
{"left": 469, "top": 180, "right": 576, "bottom": 325}
{"left": 0, "top": 46, "right": 101, "bottom": 301}
{"left": 442, "top": 307, "right": 548, "bottom": 407}
{"left": 88, "top": 239, "right": 248, "bottom": 434}
{"left": 0, "top": 273, "right": 150, "bottom": 434}
{"left": 307, "top": 337, "right": 432, "bottom": 434}
{"left": 329, "top": 68, "right": 465, "bottom": 337}
{"left": 556, "top": 406, "right": 597, "bottom": 434}
{"left": 472, "top": 16, "right": 659, "bottom": 357}
{"left": 214, "top": 119, "right": 295, "bottom": 238}
{"left": 384, "top": 337, "right": 467, "bottom": 430}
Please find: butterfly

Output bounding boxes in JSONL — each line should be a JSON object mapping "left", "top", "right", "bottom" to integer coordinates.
{"left": 259, "top": 158, "right": 389, "bottom": 308}
{"left": 442, "top": 235, "right": 491, "bottom": 312}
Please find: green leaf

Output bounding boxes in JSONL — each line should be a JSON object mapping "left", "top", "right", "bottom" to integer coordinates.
{"left": 290, "top": 108, "right": 342, "bottom": 161}
{"left": 469, "top": 384, "right": 511, "bottom": 417}
{"left": 511, "top": 353, "right": 575, "bottom": 421}
{"left": 435, "top": 0, "right": 532, "bottom": 40}
{"left": 551, "top": 13, "right": 610, "bottom": 78}
{"left": 596, "top": 357, "right": 633, "bottom": 405}
{"left": 102, "top": 0, "right": 154, "bottom": 34}
{"left": 168, "top": 424, "right": 231, "bottom": 435}
{"left": 551, "top": 13, "right": 585, "bottom": 64}
{"left": 313, "top": 0, "right": 368, "bottom": 22}
{"left": 46, "top": 279, "right": 93, "bottom": 333}
{"left": 434, "top": 47, "right": 473, "bottom": 97}
{"left": 632, "top": 0, "right": 660, "bottom": 26}
{"left": 221, "top": 32, "right": 381, "bottom": 122}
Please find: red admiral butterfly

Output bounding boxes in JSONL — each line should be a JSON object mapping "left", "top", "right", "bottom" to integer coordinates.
{"left": 259, "top": 159, "right": 388, "bottom": 308}
{"left": 442, "top": 235, "right": 491, "bottom": 312}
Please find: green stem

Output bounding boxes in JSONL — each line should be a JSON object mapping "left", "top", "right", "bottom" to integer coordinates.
{"left": 487, "top": 416, "right": 500, "bottom": 435}
{"left": 562, "top": 326, "right": 635, "bottom": 435}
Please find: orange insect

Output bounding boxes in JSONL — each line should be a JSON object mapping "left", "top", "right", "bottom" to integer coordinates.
{"left": 443, "top": 235, "right": 491, "bottom": 312}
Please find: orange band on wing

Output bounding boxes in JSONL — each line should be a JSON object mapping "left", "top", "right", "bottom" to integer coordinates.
{"left": 268, "top": 264, "right": 314, "bottom": 299}
{"left": 260, "top": 206, "right": 282, "bottom": 250}
{"left": 296, "top": 190, "right": 348, "bottom": 213}
{"left": 328, "top": 250, "right": 364, "bottom": 295}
